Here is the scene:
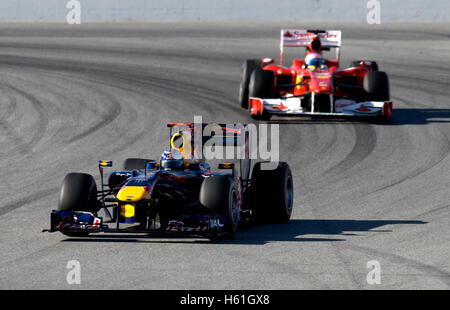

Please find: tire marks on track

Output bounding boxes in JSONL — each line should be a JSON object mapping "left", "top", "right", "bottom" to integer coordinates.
{"left": 324, "top": 124, "right": 377, "bottom": 176}
{"left": 2, "top": 83, "right": 49, "bottom": 152}
{"left": 0, "top": 187, "right": 58, "bottom": 216}
{"left": 369, "top": 95, "right": 450, "bottom": 194}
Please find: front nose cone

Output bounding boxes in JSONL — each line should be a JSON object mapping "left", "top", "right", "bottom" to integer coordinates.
{"left": 117, "top": 186, "right": 149, "bottom": 202}
{"left": 310, "top": 74, "right": 333, "bottom": 93}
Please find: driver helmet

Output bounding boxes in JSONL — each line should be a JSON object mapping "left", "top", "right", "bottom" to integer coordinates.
{"left": 305, "top": 52, "right": 325, "bottom": 70}
{"left": 160, "top": 149, "right": 185, "bottom": 170}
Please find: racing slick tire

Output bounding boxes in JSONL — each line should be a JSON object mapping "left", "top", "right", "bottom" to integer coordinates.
{"left": 200, "top": 175, "right": 239, "bottom": 237}
{"left": 250, "top": 161, "right": 294, "bottom": 223}
{"left": 239, "top": 59, "right": 261, "bottom": 109}
{"left": 58, "top": 173, "right": 100, "bottom": 237}
{"left": 350, "top": 60, "right": 379, "bottom": 72}
{"left": 363, "top": 71, "right": 390, "bottom": 101}
{"left": 58, "top": 173, "right": 99, "bottom": 212}
{"left": 248, "top": 68, "right": 275, "bottom": 121}
{"left": 123, "top": 158, "right": 154, "bottom": 170}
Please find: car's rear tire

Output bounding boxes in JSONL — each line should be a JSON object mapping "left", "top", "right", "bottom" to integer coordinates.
{"left": 363, "top": 71, "right": 390, "bottom": 101}
{"left": 239, "top": 59, "right": 261, "bottom": 109}
{"left": 123, "top": 158, "right": 154, "bottom": 170}
{"left": 248, "top": 68, "right": 275, "bottom": 121}
{"left": 250, "top": 161, "right": 294, "bottom": 223}
{"left": 200, "top": 175, "right": 239, "bottom": 237}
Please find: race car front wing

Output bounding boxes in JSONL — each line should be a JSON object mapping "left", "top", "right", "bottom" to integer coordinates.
{"left": 43, "top": 209, "right": 228, "bottom": 237}
{"left": 249, "top": 96, "right": 393, "bottom": 118}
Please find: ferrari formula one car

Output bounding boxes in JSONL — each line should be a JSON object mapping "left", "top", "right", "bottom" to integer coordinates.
{"left": 239, "top": 29, "right": 393, "bottom": 120}
{"left": 44, "top": 123, "right": 293, "bottom": 239}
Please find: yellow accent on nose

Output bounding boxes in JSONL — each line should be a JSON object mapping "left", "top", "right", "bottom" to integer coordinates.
{"left": 296, "top": 75, "right": 301, "bottom": 90}
{"left": 120, "top": 204, "right": 135, "bottom": 218}
{"left": 117, "top": 186, "right": 148, "bottom": 202}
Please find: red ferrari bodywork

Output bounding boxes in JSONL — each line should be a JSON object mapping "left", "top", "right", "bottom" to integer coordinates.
{"left": 264, "top": 32, "right": 375, "bottom": 98}
{"left": 243, "top": 29, "right": 391, "bottom": 119}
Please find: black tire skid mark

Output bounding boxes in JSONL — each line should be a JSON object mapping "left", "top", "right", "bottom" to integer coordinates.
{"left": 324, "top": 124, "right": 377, "bottom": 176}
{"left": 0, "top": 54, "right": 244, "bottom": 120}
{"left": 0, "top": 91, "right": 34, "bottom": 157}
{"left": 63, "top": 83, "right": 123, "bottom": 145}
{"left": 370, "top": 129, "right": 450, "bottom": 194}
{"left": 47, "top": 72, "right": 152, "bottom": 154}
{"left": 279, "top": 123, "right": 341, "bottom": 180}
{"left": 0, "top": 41, "right": 241, "bottom": 67}
{"left": 0, "top": 83, "right": 48, "bottom": 153}
{"left": 368, "top": 91, "right": 450, "bottom": 194}
{"left": 0, "top": 186, "right": 58, "bottom": 216}
{"left": 1, "top": 71, "right": 88, "bottom": 147}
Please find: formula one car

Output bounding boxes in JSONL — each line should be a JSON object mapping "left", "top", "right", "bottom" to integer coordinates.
{"left": 44, "top": 123, "right": 293, "bottom": 239}
{"left": 239, "top": 29, "right": 392, "bottom": 120}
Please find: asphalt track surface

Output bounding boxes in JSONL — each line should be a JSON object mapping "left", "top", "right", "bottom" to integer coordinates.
{"left": 0, "top": 23, "right": 449, "bottom": 290}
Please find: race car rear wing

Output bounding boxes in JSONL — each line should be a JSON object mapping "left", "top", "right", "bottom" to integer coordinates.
{"left": 167, "top": 122, "right": 252, "bottom": 180}
{"left": 167, "top": 122, "right": 243, "bottom": 146}
{"left": 280, "top": 29, "right": 342, "bottom": 65}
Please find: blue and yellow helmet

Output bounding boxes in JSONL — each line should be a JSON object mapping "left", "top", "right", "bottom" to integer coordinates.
{"left": 160, "top": 149, "right": 184, "bottom": 170}
{"left": 305, "top": 52, "right": 325, "bottom": 70}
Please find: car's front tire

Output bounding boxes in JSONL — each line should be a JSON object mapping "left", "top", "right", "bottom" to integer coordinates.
{"left": 58, "top": 173, "right": 99, "bottom": 213}
{"left": 239, "top": 59, "right": 261, "bottom": 109}
{"left": 58, "top": 172, "right": 100, "bottom": 237}
{"left": 248, "top": 68, "right": 275, "bottom": 121}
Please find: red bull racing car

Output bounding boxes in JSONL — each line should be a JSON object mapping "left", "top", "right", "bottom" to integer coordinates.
{"left": 239, "top": 29, "right": 392, "bottom": 121}
{"left": 44, "top": 123, "right": 293, "bottom": 239}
